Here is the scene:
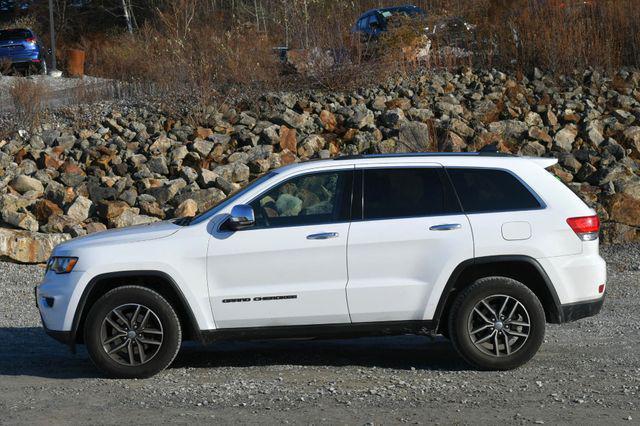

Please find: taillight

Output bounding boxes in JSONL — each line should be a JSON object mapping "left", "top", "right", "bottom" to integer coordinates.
{"left": 25, "top": 37, "right": 36, "bottom": 44}
{"left": 567, "top": 215, "right": 600, "bottom": 241}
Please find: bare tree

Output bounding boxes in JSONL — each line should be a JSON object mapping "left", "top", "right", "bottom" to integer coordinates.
{"left": 121, "top": 0, "right": 134, "bottom": 33}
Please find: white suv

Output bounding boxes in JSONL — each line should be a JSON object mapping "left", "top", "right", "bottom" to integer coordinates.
{"left": 36, "top": 153, "right": 607, "bottom": 378}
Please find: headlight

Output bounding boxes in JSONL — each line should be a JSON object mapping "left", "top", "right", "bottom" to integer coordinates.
{"left": 46, "top": 257, "right": 79, "bottom": 274}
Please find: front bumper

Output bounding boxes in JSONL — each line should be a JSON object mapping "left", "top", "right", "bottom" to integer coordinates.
{"left": 35, "top": 286, "right": 75, "bottom": 348}
{"left": 36, "top": 270, "right": 87, "bottom": 352}
{"left": 557, "top": 296, "right": 605, "bottom": 323}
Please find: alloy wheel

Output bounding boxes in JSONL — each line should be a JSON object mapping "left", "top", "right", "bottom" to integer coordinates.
{"left": 467, "top": 294, "right": 531, "bottom": 357}
{"left": 100, "top": 303, "right": 164, "bottom": 366}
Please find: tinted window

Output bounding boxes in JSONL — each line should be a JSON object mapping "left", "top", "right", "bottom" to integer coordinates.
{"left": 367, "top": 15, "right": 379, "bottom": 29}
{"left": 0, "top": 29, "right": 32, "bottom": 41}
{"left": 362, "top": 168, "right": 460, "bottom": 220}
{"left": 447, "top": 168, "right": 542, "bottom": 213}
{"left": 250, "top": 171, "right": 351, "bottom": 229}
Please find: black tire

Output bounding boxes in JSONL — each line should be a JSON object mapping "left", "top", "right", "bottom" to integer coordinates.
{"left": 448, "top": 276, "right": 545, "bottom": 370}
{"left": 84, "top": 286, "right": 182, "bottom": 379}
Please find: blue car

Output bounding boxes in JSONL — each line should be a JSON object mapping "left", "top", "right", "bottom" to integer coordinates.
{"left": 0, "top": 28, "right": 47, "bottom": 74}
{"left": 354, "top": 5, "right": 426, "bottom": 39}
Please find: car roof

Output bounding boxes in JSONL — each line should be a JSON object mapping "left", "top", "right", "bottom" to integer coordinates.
{"left": 274, "top": 153, "right": 558, "bottom": 175}
{"left": 358, "top": 5, "right": 425, "bottom": 19}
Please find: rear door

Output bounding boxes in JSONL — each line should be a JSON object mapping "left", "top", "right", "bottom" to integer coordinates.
{"left": 346, "top": 164, "right": 474, "bottom": 323}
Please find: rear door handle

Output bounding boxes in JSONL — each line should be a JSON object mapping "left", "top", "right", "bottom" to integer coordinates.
{"left": 429, "top": 224, "right": 462, "bottom": 231}
{"left": 307, "top": 232, "right": 339, "bottom": 240}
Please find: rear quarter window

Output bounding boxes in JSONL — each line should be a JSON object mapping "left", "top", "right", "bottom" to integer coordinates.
{"left": 447, "top": 168, "right": 542, "bottom": 213}
{"left": 0, "top": 30, "right": 32, "bottom": 41}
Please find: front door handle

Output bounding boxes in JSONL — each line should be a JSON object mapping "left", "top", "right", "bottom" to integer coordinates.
{"left": 429, "top": 224, "right": 462, "bottom": 231}
{"left": 307, "top": 232, "right": 339, "bottom": 240}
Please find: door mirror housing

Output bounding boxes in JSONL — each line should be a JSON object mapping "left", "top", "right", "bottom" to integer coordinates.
{"left": 225, "top": 204, "right": 255, "bottom": 231}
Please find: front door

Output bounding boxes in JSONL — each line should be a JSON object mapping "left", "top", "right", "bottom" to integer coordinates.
{"left": 207, "top": 168, "right": 354, "bottom": 328}
{"left": 346, "top": 165, "right": 474, "bottom": 323}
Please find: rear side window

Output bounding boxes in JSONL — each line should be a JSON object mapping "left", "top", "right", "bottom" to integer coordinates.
{"left": 447, "top": 168, "right": 542, "bottom": 213}
{"left": 0, "top": 29, "right": 32, "bottom": 41}
{"left": 362, "top": 168, "right": 461, "bottom": 220}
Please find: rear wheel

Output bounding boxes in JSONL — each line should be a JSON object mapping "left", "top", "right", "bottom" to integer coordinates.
{"left": 84, "top": 286, "right": 182, "bottom": 379}
{"left": 448, "top": 276, "right": 545, "bottom": 370}
{"left": 39, "top": 59, "right": 47, "bottom": 75}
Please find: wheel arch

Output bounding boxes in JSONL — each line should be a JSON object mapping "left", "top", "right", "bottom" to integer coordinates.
{"left": 434, "top": 255, "right": 563, "bottom": 334}
{"left": 70, "top": 271, "right": 202, "bottom": 351}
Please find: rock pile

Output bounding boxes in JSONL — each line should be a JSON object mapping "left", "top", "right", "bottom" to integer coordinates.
{"left": 1, "top": 67, "right": 640, "bottom": 262}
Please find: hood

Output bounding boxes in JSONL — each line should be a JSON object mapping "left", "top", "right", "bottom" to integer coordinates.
{"left": 53, "top": 220, "right": 181, "bottom": 254}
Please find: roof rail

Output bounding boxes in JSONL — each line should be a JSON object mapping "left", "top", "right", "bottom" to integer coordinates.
{"left": 333, "top": 151, "right": 515, "bottom": 161}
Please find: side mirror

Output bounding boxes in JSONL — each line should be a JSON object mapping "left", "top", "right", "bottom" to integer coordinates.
{"left": 225, "top": 204, "right": 255, "bottom": 231}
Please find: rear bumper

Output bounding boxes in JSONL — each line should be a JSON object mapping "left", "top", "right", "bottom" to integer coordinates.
{"left": 0, "top": 54, "right": 41, "bottom": 65}
{"left": 557, "top": 296, "right": 604, "bottom": 323}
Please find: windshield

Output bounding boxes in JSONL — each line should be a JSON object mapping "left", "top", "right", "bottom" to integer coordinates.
{"left": 188, "top": 171, "right": 278, "bottom": 226}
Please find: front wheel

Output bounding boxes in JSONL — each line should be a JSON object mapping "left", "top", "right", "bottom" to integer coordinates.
{"left": 84, "top": 286, "right": 182, "bottom": 379}
{"left": 448, "top": 277, "right": 545, "bottom": 370}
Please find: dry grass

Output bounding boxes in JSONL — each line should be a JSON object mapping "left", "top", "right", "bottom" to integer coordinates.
{"left": 9, "top": 79, "right": 50, "bottom": 130}
{"left": 82, "top": 1, "right": 639, "bottom": 95}
{"left": 2, "top": 0, "right": 637, "bottom": 116}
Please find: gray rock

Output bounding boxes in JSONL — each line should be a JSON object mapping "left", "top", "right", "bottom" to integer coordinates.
{"left": 198, "top": 169, "right": 219, "bottom": 188}
{"left": 261, "top": 125, "right": 281, "bottom": 145}
{"left": 520, "top": 141, "right": 546, "bottom": 157}
{"left": 215, "top": 176, "right": 240, "bottom": 195}
{"left": 147, "top": 156, "right": 169, "bottom": 175}
{"left": 346, "top": 108, "right": 375, "bottom": 130}
{"left": 0, "top": 228, "right": 71, "bottom": 263}
{"left": 146, "top": 179, "right": 187, "bottom": 204}
{"left": 488, "top": 120, "right": 528, "bottom": 139}
{"left": 554, "top": 125, "right": 578, "bottom": 151}
{"left": 192, "top": 139, "right": 214, "bottom": 157}
{"left": 10, "top": 175, "right": 44, "bottom": 194}
{"left": 66, "top": 196, "right": 93, "bottom": 222}
{"left": 110, "top": 210, "right": 160, "bottom": 228}
{"left": 450, "top": 119, "right": 474, "bottom": 138}
{"left": 2, "top": 210, "right": 39, "bottom": 232}
{"left": 173, "top": 188, "right": 226, "bottom": 212}
{"left": 380, "top": 109, "right": 406, "bottom": 128}
{"left": 298, "top": 135, "right": 325, "bottom": 158}
{"left": 398, "top": 121, "right": 432, "bottom": 152}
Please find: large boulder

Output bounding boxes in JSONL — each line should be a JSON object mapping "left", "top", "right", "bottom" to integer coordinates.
{"left": 10, "top": 175, "right": 44, "bottom": 194}
{"left": 607, "top": 194, "right": 640, "bottom": 227}
{"left": 398, "top": 121, "right": 432, "bottom": 152}
{"left": 0, "top": 229, "right": 71, "bottom": 263}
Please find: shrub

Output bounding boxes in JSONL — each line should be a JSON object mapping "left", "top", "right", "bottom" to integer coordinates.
{"left": 9, "top": 79, "right": 50, "bottom": 130}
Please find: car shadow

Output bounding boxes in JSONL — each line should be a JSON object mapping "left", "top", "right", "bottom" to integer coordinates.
{"left": 0, "top": 327, "right": 96, "bottom": 379}
{"left": 0, "top": 327, "right": 466, "bottom": 379}
{"left": 172, "top": 335, "right": 466, "bottom": 371}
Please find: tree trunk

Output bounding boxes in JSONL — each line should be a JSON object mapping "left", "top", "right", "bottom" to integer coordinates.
{"left": 121, "top": 0, "right": 134, "bottom": 34}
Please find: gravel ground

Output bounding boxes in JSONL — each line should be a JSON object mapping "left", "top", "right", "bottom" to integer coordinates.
{"left": 1, "top": 245, "right": 639, "bottom": 425}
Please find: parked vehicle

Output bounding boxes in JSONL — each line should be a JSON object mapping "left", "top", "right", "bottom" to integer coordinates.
{"left": 37, "top": 152, "right": 606, "bottom": 378}
{"left": 353, "top": 5, "right": 426, "bottom": 40}
{"left": 0, "top": 28, "right": 47, "bottom": 74}
{"left": 0, "top": 0, "right": 30, "bottom": 15}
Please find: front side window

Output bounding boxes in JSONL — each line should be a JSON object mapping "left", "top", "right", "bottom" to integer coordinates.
{"left": 447, "top": 168, "right": 542, "bottom": 213}
{"left": 250, "top": 171, "right": 352, "bottom": 229}
{"left": 362, "top": 168, "right": 461, "bottom": 220}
